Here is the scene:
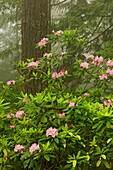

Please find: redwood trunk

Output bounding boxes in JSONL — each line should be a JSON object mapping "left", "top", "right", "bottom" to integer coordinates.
{"left": 21, "top": 0, "right": 51, "bottom": 94}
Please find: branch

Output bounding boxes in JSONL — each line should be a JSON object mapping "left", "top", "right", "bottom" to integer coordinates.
{"left": 51, "top": 0, "right": 67, "bottom": 7}
{"left": 91, "top": 17, "right": 103, "bottom": 37}
{"left": 86, "top": 24, "right": 113, "bottom": 45}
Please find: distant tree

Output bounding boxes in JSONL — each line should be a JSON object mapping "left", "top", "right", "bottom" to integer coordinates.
{"left": 54, "top": 0, "right": 113, "bottom": 56}
{"left": 0, "top": 0, "right": 21, "bottom": 60}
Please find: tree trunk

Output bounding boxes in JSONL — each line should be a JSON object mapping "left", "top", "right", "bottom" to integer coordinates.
{"left": 21, "top": 0, "right": 51, "bottom": 94}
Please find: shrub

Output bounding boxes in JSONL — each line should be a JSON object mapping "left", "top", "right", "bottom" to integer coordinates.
{"left": 1, "top": 30, "right": 113, "bottom": 170}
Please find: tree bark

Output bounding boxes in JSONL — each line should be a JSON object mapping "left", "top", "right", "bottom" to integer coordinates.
{"left": 21, "top": 0, "right": 51, "bottom": 94}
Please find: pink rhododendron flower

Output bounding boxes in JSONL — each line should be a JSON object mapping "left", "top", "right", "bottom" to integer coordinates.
{"left": 93, "top": 56, "right": 103, "bottom": 66}
{"left": 58, "top": 113, "right": 65, "bottom": 118}
{"left": 7, "top": 113, "right": 15, "bottom": 119}
{"left": 43, "top": 53, "right": 52, "bottom": 57}
{"left": 58, "top": 70, "right": 68, "bottom": 77}
{"left": 104, "top": 100, "right": 112, "bottom": 106}
{"left": 106, "top": 60, "right": 113, "bottom": 67}
{"left": 106, "top": 69, "right": 113, "bottom": 76}
{"left": 22, "top": 98, "right": 29, "bottom": 102}
{"left": 22, "top": 99, "right": 27, "bottom": 102}
{"left": 86, "top": 55, "right": 94, "bottom": 60}
{"left": 52, "top": 70, "right": 68, "bottom": 78}
{"left": 29, "top": 143, "right": 40, "bottom": 154}
{"left": 14, "top": 144, "right": 25, "bottom": 153}
{"left": 7, "top": 80, "right": 15, "bottom": 85}
{"left": 99, "top": 74, "right": 107, "bottom": 80}
{"left": 46, "top": 127, "right": 58, "bottom": 138}
{"left": 38, "top": 37, "right": 48, "bottom": 46}
{"left": 10, "top": 124, "right": 16, "bottom": 128}
{"left": 55, "top": 30, "right": 63, "bottom": 36}
{"left": 52, "top": 72, "right": 58, "bottom": 78}
{"left": 100, "top": 97, "right": 104, "bottom": 101}
{"left": 27, "top": 60, "right": 40, "bottom": 67}
{"left": 16, "top": 110, "right": 24, "bottom": 119}
{"left": 80, "top": 62, "right": 89, "bottom": 69}
{"left": 69, "top": 102, "right": 75, "bottom": 108}
{"left": 83, "top": 93, "right": 90, "bottom": 97}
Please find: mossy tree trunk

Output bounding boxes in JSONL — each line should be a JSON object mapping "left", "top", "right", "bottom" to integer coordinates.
{"left": 21, "top": 0, "right": 51, "bottom": 94}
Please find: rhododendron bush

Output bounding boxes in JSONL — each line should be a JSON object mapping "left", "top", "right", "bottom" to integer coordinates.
{"left": 1, "top": 30, "right": 113, "bottom": 170}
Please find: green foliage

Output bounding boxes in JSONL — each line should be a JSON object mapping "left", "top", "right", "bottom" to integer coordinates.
{"left": 1, "top": 85, "right": 113, "bottom": 169}
{"left": 1, "top": 30, "right": 113, "bottom": 169}
{"left": 15, "top": 30, "right": 113, "bottom": 94}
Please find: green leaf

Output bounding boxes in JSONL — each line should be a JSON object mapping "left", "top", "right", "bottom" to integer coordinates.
{"left": 44, "top": 154, "right": 50, "bottom": 161}
{"left": 3, "top": 149, "right": 7, "bottom": 156}
{"left": 23, "top": 159, "right": 30, "bottom": 169}
{"left": 95, "top": 146, "right": 101, "bottom": 154}
{"left": 76, "top": 151, "right": 81, "bottom": 159}
{"left": 41, "top": 116, "right": 47, "bottom": 123}
{"left": 107, "top": 138, "right": 112, "bottom": 144}
{"left": 54, "top": 138, "right": 59, "bottom": 144}
{"left": 63, "top": 143, "right": 66, "bottom": 148}
{"left": 0, "top": 158, "right": 3, "bottom": 164}
{"left": 73, "top": 160, "right": 77, "bottom": 167}
{"left": 90, "top": 136, "right": 96, "bottom": 146}
{"left": 96, "top": 159, "right": 101, "bottom": 167}
{"left": 68, "top": 132, "right": 73, "bottom": 136}
{"left": 92, "top": 122, "right": 100, "bottom": 129}
{"left": 103, "top": 160, "right": 111, "bottom": 169}
{"left": 57, "top": 97, "right": 64, "bottom": 103}
{"left": 101, "top": 154, "right": 106, "bottom": 160}
{"left": 106, "top": 121, "right": 111, "bottom": 128}
{"left": 75, "top": 135, "right": 81, "bottom": 140}
{"left": 43, "top": 141, "right": 50, "bottom": 151}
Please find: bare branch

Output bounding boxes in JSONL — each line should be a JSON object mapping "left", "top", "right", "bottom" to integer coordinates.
{"left": 91, "top": 17, "right": 103, "bottom": 37}
{"left": 51, "top": 0, "right": 68, "bottom": 6}
{"left": 86, "top": 24, "right": 113, "bottom": 45}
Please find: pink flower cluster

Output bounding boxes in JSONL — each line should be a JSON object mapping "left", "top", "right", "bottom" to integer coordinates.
{"left": 52, "top": 70, "right": 68, "bottom": 78}
{"left": 80, "top": 62, "right": 89, "bottom": 69}
{"left": 7, "top": 80, "right": 15, "bottom": 85}
{"left": 99, "top": 74, "right": 107, "bottom": 80}
{"left": 104, "top": 99, "right": 112, "bottom": 106}
{"left": 27, "top": 60, "right": 40, "bottom": 67}
{"left": 22, "top": 98, "right": 27, "bottom": 102}
{"left": 86, "top": 55, "right": 94, "bottom": 60}
{"left": 106, "top": 60, "right": 113, "bottom": 67}
{"left": 58, "top": 113, "right": 65, "bottom": 118}
{"left": 29, "top": 143, "right": 40, "bottom": 154}
{"left": 106, "top": 69, "right": 113, "bottom": 76}
{"left": 92, "top": 56, "right": 103, "bottom": 66}
{"left": 16, "top": 110, "right": 24, "bottom": 119}
{"left": 83, "top": 93, "right": 90, "bottom": 97}
{"left": 99, "top": 70, "right": 113, "bottom": 80}
{"left": 14, "top": 144, "right": 25, "bottom": 153}
{"left": 46, "top": 127, "right": 58, "bottom": 138}
{"left": 43, "top": 53, "right": 52, "bottom": 57}
{"left": 54, "top": 30, "right": 63, "bottom": 36}
{"left": 10, "top": 124, "right": 16, "bottom": 128}
{"left": 7, "top": 113, "right": 15, "bottom": 119}
{"left": 38, "top": 38, "right": 48, "bottom": 46}
{"left": 69, "top": 102, "right": 75, "bottom": 108}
